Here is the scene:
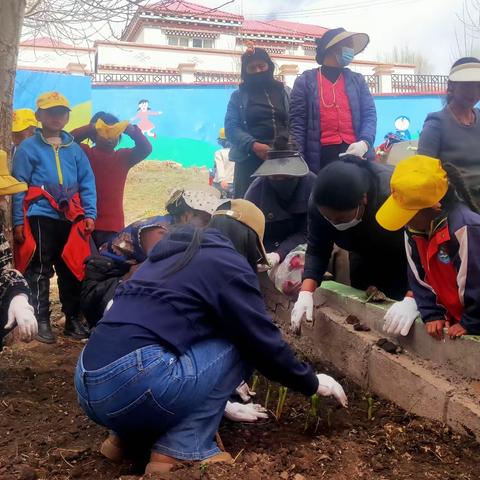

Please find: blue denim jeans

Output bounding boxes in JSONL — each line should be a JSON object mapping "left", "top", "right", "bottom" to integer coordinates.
{"left": 74, "top": 338, "right": 246, "bottom": 460}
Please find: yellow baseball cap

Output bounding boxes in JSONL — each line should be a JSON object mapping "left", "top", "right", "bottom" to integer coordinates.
{"left": 0, "top": 150, "right": 27, "bottom": 195}
{"left": 36, "top": 91, "right": 71, "bottom": 111}
{"left": 12, "top": 109, "right": 37, "bottom": 133}
{"left": 376, "top": 155, "right": 448, "bottom": 231}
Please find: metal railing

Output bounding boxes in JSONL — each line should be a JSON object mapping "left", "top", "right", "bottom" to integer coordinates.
{"left": 194, "top": 72, "right": 241, "bottom": 83}
{"left": 93, "top": 72, "right": 181, "bottom": 84}
{"left": 391, "top": 74, "right": 448, "bottom": 93}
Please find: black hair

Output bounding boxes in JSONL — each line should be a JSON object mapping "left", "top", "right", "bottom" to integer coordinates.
{"left": 312, "top": 155, "right": 378, "bottom": 211}
{"left": 165, "top": 194, "right": 194, "bottom": 217}
{"left": 90, "top": 111, "right": 119, "bottom": 125}
{"left": 138, "top": 99, "right": 151, "bottom": 111}
{"left": 162, "top": 203, "right": 259, "bottom": 278}
{"left": 441, "top": 163, "right": 480, "bottom": 214}
{"left": 445, "top": 57, "right": 480, "bottom": 105}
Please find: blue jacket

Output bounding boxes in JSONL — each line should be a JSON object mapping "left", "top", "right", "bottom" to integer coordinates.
{"left": 406, "top": 203, "right": 480, "bottom": 334}
{"left": 12, "top": 129, "right": 96, "bottom": 225}
{"left": 86, "top": 226, "right": 318, "bottom": 396}
{"left": 225, "top": 85, "right": 291, "bottom": 163}
{"left": 290, "top": 68, "right": 377, "bottom": 173}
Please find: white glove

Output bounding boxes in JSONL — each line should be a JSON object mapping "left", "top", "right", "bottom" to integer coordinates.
{"left": 383, "top": 297, "right": 419, "bottom": 336}
{"left": 316, "top": 374, "right": 348, "bottom": 408}
{"left": 257, "top": 252, "right": 281, "bottom": 273}
{"left": 235, "top": 381, "right": 256, "bottom": 402}
{"left": 291, "top": 291, "right": 313, "bottom": 333}
{"left": 5, "top": 294, "right": 38, "bottom": 342}
{"left": 341, "top": 141, "right": 368, "bottom": 158}
{"left": 224, "top": 401, "right": 269, "bottom": 422}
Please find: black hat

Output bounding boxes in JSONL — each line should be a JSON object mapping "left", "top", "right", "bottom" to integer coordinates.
{"left": 252, "top": 149, "right": 309, "bottom": 178}
{"left": 315, "top": 27, "right": 369, "bottom": 65}
{"left": 241, "top": 42, "right": 275, "bottom": 80}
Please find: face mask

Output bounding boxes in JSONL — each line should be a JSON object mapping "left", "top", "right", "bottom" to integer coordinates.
{"left": 324, "top": 205, "right": 362, "bottom": 231}
{"left": 245, "top": 70, "right": 273, "bottom": 88}
{"left": 336, "top": 47, "right": 354, "bottom": 68}
{"left": 268, "top": 178, "right": 299, "bottom": 201}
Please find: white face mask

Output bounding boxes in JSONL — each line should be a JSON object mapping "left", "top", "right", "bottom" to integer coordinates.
{"left": 324, "top": 205, "right": 362, "bottom": 231}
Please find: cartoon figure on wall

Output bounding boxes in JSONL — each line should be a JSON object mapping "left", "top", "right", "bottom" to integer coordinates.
{"left": 131, "top": 99, "right": 162, "bottom": 138}
{"left": 394, "top": 115, "right": 411, "bottom": 140}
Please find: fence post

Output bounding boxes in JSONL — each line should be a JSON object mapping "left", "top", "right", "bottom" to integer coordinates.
{"left": 373, "top": 64, "right": 394, "bottom": 94}
{"left": 178, "top": 63, "right": 196, "bottom": 84}
{"left": 279, "top": 64, "right": 299, "bottom": 88}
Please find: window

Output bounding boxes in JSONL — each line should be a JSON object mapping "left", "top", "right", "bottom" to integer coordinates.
{"left": 192, "top": 38, "right": 214, "bottom": 49}
{"left": 167, "top": 36, "right": 189, "bottom": 47}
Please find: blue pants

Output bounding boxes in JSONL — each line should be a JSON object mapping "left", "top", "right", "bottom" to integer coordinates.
{"left": 74, "top": 339, "right": 246, "bottom": 460}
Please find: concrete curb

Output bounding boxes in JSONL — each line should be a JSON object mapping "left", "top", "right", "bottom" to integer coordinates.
{"left": 261, "top": 278, "right": 480, "bottom": 440}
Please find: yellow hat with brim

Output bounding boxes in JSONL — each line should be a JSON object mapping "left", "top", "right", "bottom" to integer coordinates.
{"left": 325, "top": 30, "right": 370, "bottom": 57}
{"left": 376, "top": 155, "right": 448, "bottom": 232}
{"left": 12, "top": 109, "right": 37, "bottom": 133}
{"left": 449, "top": 62, "right": 480, "bottom": 82}
{"left": 95, "top": 118, "right": 129, "bottom": 140}
{"left": 212, "top": 199, "right": 268, "bottom": 265}
{"left": 36, "top": 91, "right": 71, "bottom": 111}
{"left": 0, "top": 150, "right": 27, "bottom": 195}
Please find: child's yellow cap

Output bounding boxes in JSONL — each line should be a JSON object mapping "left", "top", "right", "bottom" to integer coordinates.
{"left": 12, "top": 109, "right": 37, "bottom": 133}
{"left": 0, "top": 150, "right": 27, "bottom": 195}
{"left": 95, "top": 119, "right": 129, "bottom": 140}
{"left": 376, "top": 155, "right": 448, "bottom": 231}
{"left": 36, "top": 91, "right": 71, "bottom": 111}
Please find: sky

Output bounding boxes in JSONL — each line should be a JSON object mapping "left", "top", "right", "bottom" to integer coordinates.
{"left": 198, "top": 0, "right": 478, "bottom": 74}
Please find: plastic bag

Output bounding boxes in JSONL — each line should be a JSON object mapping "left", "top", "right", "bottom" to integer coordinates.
{"left": 269, "top": 244, "right": 306, "bottom": 297}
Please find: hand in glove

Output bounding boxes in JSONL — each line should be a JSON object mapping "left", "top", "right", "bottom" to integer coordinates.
{"left": 383, "top": 297, "right": 419, "bottom": 336}
{"left": 5, "top": 294, "right": 38, "bottom": 342}
{"left": 316, "top": 374, "right": 348, "bottom": 408}
{"left": 224, "top": 401, "right": 269, "bottom": 422}
{"left": 291, "top": 291, "right": 313, "bottom": 334}
{"left": 235, "top": 381, "right": 256, "bottom": 402}
{"left": 257, "top": 252, "right": 281, "bottom": 273}
{"left": 341, "top": 141, "right": 368, "bottom": 158}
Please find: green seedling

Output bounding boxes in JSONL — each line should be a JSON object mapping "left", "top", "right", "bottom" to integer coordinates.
{"left": 326, "top": 407, "right": 333, "bottom": 429}
{"left": 304, "top": 393, "right": 324, "bottom": 432}
{"left": 199, "top": 462, "right": 208, "bottom": 476}
{"left": 251, "top": 374, "right": 259, "bottom": 392}
{"left": 367, "top": 395, "right": 375, "bottom": 421}
{"left": 264, "top": 382, "right": 273, "bottom": 410}
{"left": 275, "top": 386, "right": 288, "bottom": 420}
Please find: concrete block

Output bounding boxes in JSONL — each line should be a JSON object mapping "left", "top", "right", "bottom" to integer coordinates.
{"left": 368, "top": 347, "right": 453, "bottom": 422}
{"left": 447, "top": 394, "right": 480, "bottom": 440}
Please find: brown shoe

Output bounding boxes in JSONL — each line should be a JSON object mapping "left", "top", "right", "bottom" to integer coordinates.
{"left": 100, "top": 433, "right": 125, "bottom": 462}
{"left": 145, "top": 451, "right": 233, "bottom": 474}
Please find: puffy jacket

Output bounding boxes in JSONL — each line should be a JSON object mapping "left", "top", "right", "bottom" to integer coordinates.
{"left": 225, "top": 85, "right": 291, "bottom": 163}
{"left": 12, "top": 129, "right": 96, "bottom": 226}
{"left": 290, "top": 68, "right": 377, "bottom": 173}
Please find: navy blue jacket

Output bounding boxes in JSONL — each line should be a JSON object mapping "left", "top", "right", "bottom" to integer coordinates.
{"left": 225, "top": 85, "right": 291, "bottom": 163}
{"left": 245, "top": 173, "right": 316, "bottom": 260}
{"left": 290, "top": 68, "right": 377, "bottom": 173}
{"left": 85, "top": 226, "right": 318, "bottom": 396}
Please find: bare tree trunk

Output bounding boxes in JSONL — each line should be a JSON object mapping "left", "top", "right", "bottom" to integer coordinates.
{"left": 0, "top": 0, "right": 26, "bottom": 246}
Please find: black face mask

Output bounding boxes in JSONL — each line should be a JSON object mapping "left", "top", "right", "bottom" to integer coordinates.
{"left": 268, "top": 178, "right": 300, "bottom": 202}
{"left": 244, "top": 71, "right": 274, "bottom": 89}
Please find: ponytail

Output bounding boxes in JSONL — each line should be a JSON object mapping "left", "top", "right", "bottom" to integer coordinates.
{"left": 442, "top": 163, "right": 480, "bottom": 214}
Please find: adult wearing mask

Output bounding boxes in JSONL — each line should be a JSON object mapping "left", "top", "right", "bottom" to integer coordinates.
{"left": 75, "top": 200, "right": 347, "bottom": 474}
{"left": 245, "top": 142, "right": 316, "bottom": 293}
{"left": 225, "top": 43, "right": 290, "bottom": 197}
{"left": 418, "top": 57, "right": 480, "bottom": 205}
{"left": 290, "top": 28, "right": 377, "bottom": 173}
{"left": 290, "top": 156, "right": 408, "bottom": 332}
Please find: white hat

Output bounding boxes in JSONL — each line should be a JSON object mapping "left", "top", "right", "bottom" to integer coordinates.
{"left": 166, "top": 186, "right": 225, "bottom": 216}
{"left": 449, "top": 62, "right": 480, "bottom": 82}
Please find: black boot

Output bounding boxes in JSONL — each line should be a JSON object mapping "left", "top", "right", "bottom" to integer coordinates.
{"left": 36, "top": 319, "right": 56, "bottom": 344}
{"left": 64, "top": 316, "right": 90, "bottom": 340}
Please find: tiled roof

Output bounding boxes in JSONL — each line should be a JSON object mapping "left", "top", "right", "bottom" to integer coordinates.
{"left": 242, "top": 20, "right": 327, "bottom": 39}
{"left": 147, "top": 1, "right": 243, "bottom": 21}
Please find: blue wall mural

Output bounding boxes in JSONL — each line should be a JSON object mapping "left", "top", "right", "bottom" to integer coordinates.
{"left": 13, "top": 71, "right": 445, "bottom": 168}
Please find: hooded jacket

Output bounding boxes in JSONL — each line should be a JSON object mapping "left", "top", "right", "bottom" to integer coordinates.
{"left": 12, "top": 129, "right": 96, "bottom": 225}
{"left": 290, "top": 68, "right": 377, "bottom": 173}
{"left": 84, "top": 226, "right": 319, "bottom": 396}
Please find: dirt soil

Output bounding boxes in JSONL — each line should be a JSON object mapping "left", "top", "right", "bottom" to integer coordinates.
{"left": 1, "top": 163, "right": 479, "bottom": 480}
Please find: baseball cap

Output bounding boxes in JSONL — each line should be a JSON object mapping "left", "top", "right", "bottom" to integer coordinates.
{"left": 212, "top": 199, "right": 268, "bottom": 264}
{"left": 449, "top": 62, "right": 480, "bottom": 82}
{"left": 0, "top": 150, "right": 27, "bottom": 195}
{"left": 376, "top": 155, "right": 448, "bottom": 231}
{"left": 12, "top": 109, "right": 37, "bottom": 133}
{"left": 36, "top": 91, "right": 71, "bottom": 111}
